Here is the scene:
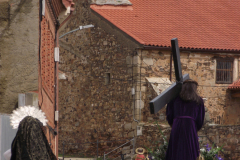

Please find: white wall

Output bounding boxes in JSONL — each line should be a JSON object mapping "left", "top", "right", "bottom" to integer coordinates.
{"left": 0, "top": 114, "right": 17, "bottom": 160}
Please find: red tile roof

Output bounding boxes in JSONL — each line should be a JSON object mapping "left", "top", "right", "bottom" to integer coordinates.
{"left": 91, "top": 0, "right": 240, "bottom": 51}
{"left": 228, "top": 79, "right": 240, "bottom": 90}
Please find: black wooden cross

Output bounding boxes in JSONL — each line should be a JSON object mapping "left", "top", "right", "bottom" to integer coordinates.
{"left": 149, "top": 38, "right": 190, "bottom": 114}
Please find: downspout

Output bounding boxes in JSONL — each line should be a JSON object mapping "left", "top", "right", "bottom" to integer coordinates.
{"left": 54, "top": 12, "right": 73, "bottom": 156}
{"left": 55, "top": 12, "right": 73, "bottom": 116}
{"left": 139, "top": 49, "right": 142, "bottom": 122}
{"left": 39, "top": 0, "right": 42, "bottom": 108}
{"left": 54, "top": 27, "right": 59, "bottom": 156}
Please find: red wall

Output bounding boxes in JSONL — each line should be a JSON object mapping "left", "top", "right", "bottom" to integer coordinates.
{"left": 39, "top": 5, "right": 57, "bottom": 155}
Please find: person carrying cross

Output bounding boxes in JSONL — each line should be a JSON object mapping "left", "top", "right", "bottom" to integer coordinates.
{"left": 165, "top": 79, "right": 205, "bottom": 160}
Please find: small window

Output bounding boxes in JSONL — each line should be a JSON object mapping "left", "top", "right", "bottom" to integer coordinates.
{"left": 216, "top": 59, "right": 233, "bottom": 84}
{"left": 105, "top": 73, "right": 111, "bottom": 85}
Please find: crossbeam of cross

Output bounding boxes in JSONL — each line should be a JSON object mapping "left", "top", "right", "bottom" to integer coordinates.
{"left": 149, "top": 38, "right": 190, "bottom": 114}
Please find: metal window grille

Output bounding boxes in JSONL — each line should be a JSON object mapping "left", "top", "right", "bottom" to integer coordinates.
{"left": 216, "top": 59, "right": 233, "bottom": 84}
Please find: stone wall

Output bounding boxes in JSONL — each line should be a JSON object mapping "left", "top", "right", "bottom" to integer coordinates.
{"left": 57, "top": 0, "right": 240, "bottom": 158}
{"left": 202, "top": 125, "right": 240, "bottom": 159}
{"left": 136, "top": 123, "right": 240, "bottom": 160}
{"left": 0, "top": 0, "right": 39, "bottom": 113}
{"left": 138, "top": 49, "right": 240, "bottom": 125}
{"left": 135, "top": 49, "right": 240, "bottom": 159}
{"left": 58, "top": 0, "right": 140, "bottom": 156}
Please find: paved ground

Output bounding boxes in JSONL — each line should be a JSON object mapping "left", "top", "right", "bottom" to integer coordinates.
{"left": 58, "top": 157, "right": 96, "bottom": 160}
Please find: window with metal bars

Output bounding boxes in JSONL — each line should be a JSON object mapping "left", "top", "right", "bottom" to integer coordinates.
{"left": 216, "top": 59, "right": 233, "bottom": 84}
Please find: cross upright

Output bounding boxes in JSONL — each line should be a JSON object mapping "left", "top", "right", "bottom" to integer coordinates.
{"left": 149, "top": 38, "right": 190, "bottom": 114}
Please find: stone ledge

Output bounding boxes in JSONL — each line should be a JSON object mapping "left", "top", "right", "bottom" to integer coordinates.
{"left": 141, "top": 122, "right": 171, "bottom": 129}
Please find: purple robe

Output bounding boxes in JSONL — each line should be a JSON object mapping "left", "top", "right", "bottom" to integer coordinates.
{"left": 165, "top": 96, "right": 205, "bottom": 160}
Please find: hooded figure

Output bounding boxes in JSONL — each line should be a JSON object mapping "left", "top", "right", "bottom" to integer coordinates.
{"left": 10, "top": 116, "right": 57, "bottom": 160}
{"left": 165, "top": 79, "right": 205, "bottom": 160}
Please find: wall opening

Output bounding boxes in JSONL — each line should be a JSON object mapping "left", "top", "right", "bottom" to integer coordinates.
{"left": 105, "top": 73, "right": 111, "bottom": 85}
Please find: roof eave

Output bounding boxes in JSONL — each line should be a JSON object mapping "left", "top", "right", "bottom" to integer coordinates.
{"left": 228, "top": 86, "right": 240, "bottom": 90}
{"left": 143, "top": 46, "right": 240, "bottom": 53}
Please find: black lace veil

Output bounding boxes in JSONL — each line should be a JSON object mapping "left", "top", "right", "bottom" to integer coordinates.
{"left": 11, "top": 116, "right": 57, "bottom": 160}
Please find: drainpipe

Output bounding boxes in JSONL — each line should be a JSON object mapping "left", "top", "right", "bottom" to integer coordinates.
{"left": 39, "top": 0, "right": 43, "bottom": 108}
{"left": 54, "top": 12, "right": 73, "bottom": 157}
{"left": 139, "top": 49, "right": 142, "bottom": 122}
{"left": 139, "top": 91, "right": 141, "bottom": 121}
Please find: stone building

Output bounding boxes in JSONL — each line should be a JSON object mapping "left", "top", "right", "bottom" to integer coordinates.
{"left": 58, "top": 0, "right": 240, "bottom": 158}
{"left": 0, "top": 0, "right": 74, "bottom": 155}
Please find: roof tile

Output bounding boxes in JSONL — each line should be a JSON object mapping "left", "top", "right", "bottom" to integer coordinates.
{"left": 228, "top": 79, "right": 240, "bottom": 90}
{"left": 91, "top": 0, "right": 240, "bottom": 51}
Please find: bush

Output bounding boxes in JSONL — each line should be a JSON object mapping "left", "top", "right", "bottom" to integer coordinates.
{"left": 145, "top": 122, "right": 224, "bottom": 160}
{"left": 145, "top": 122, "right": 168, "bottom": 160}
{"left": 199, "top": 141, "right": 224, "bottom": 160}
